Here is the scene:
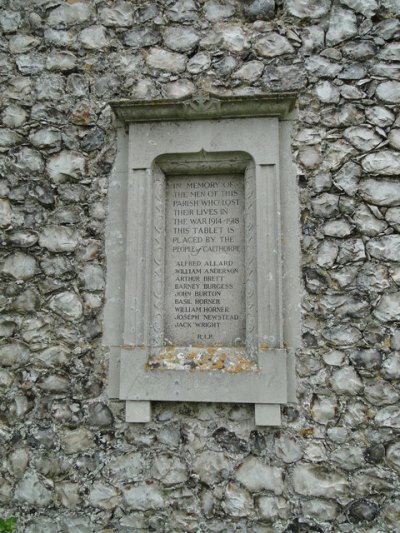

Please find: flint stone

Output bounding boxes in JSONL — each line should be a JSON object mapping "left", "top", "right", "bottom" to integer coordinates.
{"left": 146, "top": 48, "right": 187, "bottom": 73}
{"left": 89, "top": 483, "right": 119, "bottom": 510}
{"left": 163, "top": 26, "right": 200, "bottom": 52}
{"left": 37, "top": 345, "right": 69, "bottom": 367}
{"left": 311, "top": 396, "right": 338, "bottom": 424}
{"left": 331, "top": 445, "right": 364, "bottom": 470}
{"left": 39, "top": 226, "right": 79, "bottom": 252}
{"left": 193, "top": 451, "right": 231, "bottom": 485}
{"left": 360, "top": 179, "right": 400, "bottom": 207}
{"left": 123, "top": 29, "right": 161, "bottom": 48}
{"left": 0, "top": 128, "right": 23, "bottom": 147}
{"left": 323, "top": 140, "right": 356, "bottom": 171}
{"left": 257, "top": 496, "right": 289, "bottom": 521}
{"left": 365, "top": 380, "right": 399, "bottom": 406}
{"left": 344, "top": 126, "right": 381, "bottom": 152}
{"left": 47, "top": 150, "right": 85, "bottom": 183}
{"left": 262, "top": 65, "right": 306, "bottom": 90}
{"left": 337, "top": 238, "right": 366, "bottom": 264}
{"left": 222, "top": 483, "right": 253, "bottom": 517}
{"left": 333, "top": 162, "right": 361, "bottom": 196}
{"left": 362, "top": 151, "right": 400, "bottom": 176}
{"left": 375, "top": 406, "right": 400, "bottom": 428}
{"left": 2, "top": 252, "right": 37, "bottom": 280}
{"left": 0, "top": 10, "right": 21, "bottom": 33}
{"left": 221, "top": 25, "right": 248, "bottom": 52}
{"left": 87, "top": 403, "right": 114, "bottom": 426}
{"left": 305, "top": 56, "right": 342, "bottom": 78}
{"left": 357, "top": 263, "right": 390, "bottom": 293}
{"left": 323, "top": 325, "right": 362, "bottom": 347}
{"left": 323, "top": 219, "right": 352, "bottom": 238}
{"left": 293, "top": 464, "right": 347, "bottom": 497}
{"left": 315, "top": 81, "right": 340, "bottom": 104}
{"left": 255, "top": 33, "right": 293, "bottom": 57}
{"left": 386, "top": 442, "right": 400, "bottom": 473}
{"left": 316, "top": 240, "right": 338, "bottom": 267}
{"left": 326, "top": 8, "right": 357, "bottom": 46}
{"left": 79, "top": 25, "right": 108, "bottom": 50}
{"left": 350, "top": 349, "right": 382, "bottom": 373}
{"left": 353, "top": 205, "right": 387, "bottom": 237}
{"left": 38, "top": 374, "right": 69, "bottom": 392}
{"left": 367, "top": 235, "right": 400, "bottom": 262}
{"left": 285, "top": 0, "right": 330, "bottom": 18}
{"left": 48, "top": 3, "right": 91, "bottom": 28}
{"left": 37, "top": 73, "right": 65, "bottom": 100}
{"left": 123, "top": 484, "right": 164, "bottom": 510}
{"left": 164, "top": 80, "right": 195, "bottom": 99}
{"left": 311, "top": 193, "right": 339, "bottom": 218}
{"left": 275, "top": 435, "right": 303, "bottom": 463}
{"left": 49, "top": 291, "right": 83, "bottom": 321}
{"left": 0, "top": 341, "right": 29, "bottom": 366}
{"left": 30, "top": 128, "right": 62, "bottom": 149}
{"left": 167, "top": 0, "right": 198, "bottom": 22}
{"left": 376, "top": 81, "right": 400, "bottom": 104}
{"left": 243, "top": 0, "right": 275, "bottom": 20}
{"left": 331, "top": 366, "right": 363, "bottom": 394}
{"left": 187, "top": 52, "right": 211, "bottom": 74}
{"left": 349, "top": 499, "right": 380, "bottom": 523}
{"left": 14, "top": 473, "right": 53, "bottom": 506}
{"left": 365, "top": 106, "right": 395, "bottom": 128}
{"left": 204, "top": 0, "right": 236, "bottom": 21}
{"left": 107, "top": 453, "right": 143, "bottom": 481}
{"left": 61, "top": 428, "right": 94, "bottom": 454}
{"left": 233, "top": 61, "right": 264, "bottom": 82}
{"left": 55, "top": 481, "right": 80, "bottom": 509}
{"left": 0, "top": 199, "right": 12, "bottom": 227}
{"left": 2, "top": 104, "right": 27, "bottom": 128}
{"left": 341, "top": 0, "right": 378, "bottom": 16}
{"left": 9, "top": 35, "right": 40, "bottom": 54}
{"left": 321, "top": 104, "right": 363, "bottom": 128}
{"left": 388, "top": 129, "right": 400, "bottom": 151}
{"left": 46, "top": 51, "right": 77, "bottom": 72}
{"left": 374, "top": 293, "right": 400, "bottom": 322}
{"left": 236, "top": 458, "right": 284, "bottom": 494}
{"left": 99, "top": 5, "right": 133, "bottom": 27}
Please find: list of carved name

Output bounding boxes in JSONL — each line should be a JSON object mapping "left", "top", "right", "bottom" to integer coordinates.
{"left": 164, "top": 174, "right": 245, "bottom": 345}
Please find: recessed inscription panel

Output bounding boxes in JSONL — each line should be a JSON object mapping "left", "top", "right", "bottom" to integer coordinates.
{"left": 165, "top": 174, "right": 245, "bottom": 346}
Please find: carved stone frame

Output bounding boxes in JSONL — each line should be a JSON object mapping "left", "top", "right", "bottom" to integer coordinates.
{"left": 106, "top": 94, "right": 300, "bottom": 426}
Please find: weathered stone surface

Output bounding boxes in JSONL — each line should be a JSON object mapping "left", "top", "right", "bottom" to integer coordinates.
{"left": 255, "top": 33, "right": 294, "bottom": 57}
{"left": 244, "top": 0, "right": 275, "bottom": 21}
{"left": 47, "top": 150, "right": 85, "bottom": 183}
{"left": 236, "top": 458, "right": 284, "bottom": 494}
{"left": 193, "top": 452, "right": 231, "bottom": 485}
{"left": 331, "top": 366, "right": 363, "bottom": 394}
{"left": 123, "top": 484, "right": 164, "bottom": 510}
{"left": 362, "top": 151, "right": 400, "bottom": 176}
{"left": 374, "top": 293, "right": 400, "bottom": 322}
{"left": 360, "top": 179, "right": 400, "bottom": 207}
{"left": 367, "top": 235, "right": 400, "bottom": 262}
{"left": 89, "top": 483, "right": 119, "bottom": 510}
{"left": 0, "top": 341, "right": 29, "bottom": 367}
{"left": 47, "top": 3, "right": 91, "bottom": 28}
{"left": 341, "top": 0, "right": 378, "bottom": 17}
{"left": 285, "top": 0, "right": 331, "bottom": 18}
{"left": 39, "top": 226, "right": 79, "bottom": 252}
{"left": 49, "top": 292, "right": 83, "bottom": 321}
{"left": 293, "top": 464, "right": 347, "bottom": 497}
{"left": 222, "top": 483, "right": 254, "bottom": 516}
{"left": 163, "top": 26, "right": 200, "bottom": 52}
{"left": 14, "top": 473, "right": 53, "bottom": 506}
{"left": 61, "top": 428, "right": 93, "bottom": 454}
{"left": 2, "top": 252, "right": 37, "bottom": 280}
{"left": 146, "top": 48, "right": 187, "bottom": 72}
{"left": 326, "top": 8, "right": 357, "bottom": 46}
{"left": 376, "top": 81, "right": 400, "bottom": 104}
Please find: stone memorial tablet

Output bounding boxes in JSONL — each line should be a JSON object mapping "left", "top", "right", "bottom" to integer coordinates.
{"left": 164, "top": 174, "right": 245, "bottom": 346}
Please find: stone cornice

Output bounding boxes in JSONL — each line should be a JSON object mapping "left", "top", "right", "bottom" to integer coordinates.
{"left": 110, "top": 92, "right": 297, "bottom": 123}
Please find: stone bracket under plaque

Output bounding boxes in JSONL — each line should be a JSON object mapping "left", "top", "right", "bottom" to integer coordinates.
{"left": 105, "top": 93, "right": 300, "bottom": 426}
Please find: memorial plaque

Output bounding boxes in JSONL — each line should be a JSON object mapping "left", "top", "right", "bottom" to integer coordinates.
{"left": 164, "top": 174, "right": 245, "bottom": 346}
